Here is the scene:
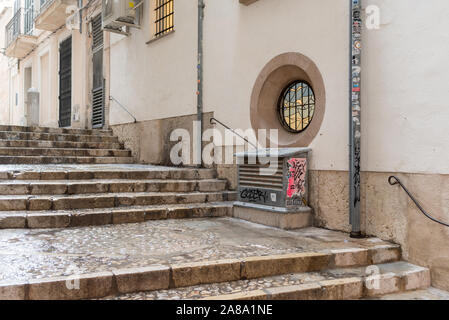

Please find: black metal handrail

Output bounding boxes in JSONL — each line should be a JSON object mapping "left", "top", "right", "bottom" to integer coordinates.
{"left": 5, "top": 8, "right": 21, "bottom": 48}
{"left": 210, "top": 117, "right": 258, "bottom": 149}
{"left": 388, "top": 176, "right": 449, "bottom": 227}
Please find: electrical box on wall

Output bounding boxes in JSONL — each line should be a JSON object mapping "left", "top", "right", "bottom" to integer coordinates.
{"left": 235, "top": 148, "right": 312, "bottom": 211}
{"left": 102, "top": 0, "right": 142, "bottom": 34}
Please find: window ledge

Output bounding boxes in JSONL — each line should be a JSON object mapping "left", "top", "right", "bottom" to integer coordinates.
{"left": 239, "top": 0, "right": 259, "bottom": 5}
{"left": 146, "top": 30, "right": 175, "bottom": 45}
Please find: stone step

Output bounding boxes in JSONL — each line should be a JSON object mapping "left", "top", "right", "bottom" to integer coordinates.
{"left": 0, "top": 147, "right": 131, "bottom": 157}
{"left": 0, "top": 125, "right": 113, "bottom": 136}
{"left": 0, "top": 202, "right": 234, "bottom": 229}
{"left": 0, "top": 191, "right": 238, "bottom": 211}
{"left": 363, "top": 287, "right": 449, "bottom": 300}
{"left": 0, "top": 156, "right": 135, "bottom": 165}
{"left": 0, "top": 131, "right": 119, "bottom": 143}
{"left": 179, "top": 262, "right": 429, "bottom": 300}
{"left": 0, "top": 166, "right": 217, "bottom": 181}
{"left": 0, "top": 226, "right": 403, "bottom": 300}
{"left": 0, "top": 179, "right": 227, "bottom": 195}
{"left": 101, "top": 261, "right": 430, "bottom": 300}
{"left": 0, "top": 139, "right": 124, "bottom": 150}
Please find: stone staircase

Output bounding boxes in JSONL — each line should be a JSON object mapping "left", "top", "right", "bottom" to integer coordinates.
{"left": 0, "top": 125, "right": 134, "bottom": 164}
{"left": 0, "top": 125, "right": 436, "bottom": 300}
{"left": 0, "top": 165, "right": 236, "bottom": 229}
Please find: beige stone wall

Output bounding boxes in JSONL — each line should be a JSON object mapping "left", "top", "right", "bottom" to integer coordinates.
{"left": 111, "top": 112, "right": 214, "bottom": 167}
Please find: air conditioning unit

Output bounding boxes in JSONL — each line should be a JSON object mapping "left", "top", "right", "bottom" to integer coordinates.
{"left": 102, "top": 0, "right": 141, "bottom": 32}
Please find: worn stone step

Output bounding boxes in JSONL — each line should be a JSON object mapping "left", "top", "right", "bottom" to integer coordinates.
{"left": 0, "top": 235, "right": 402, "bottom": 300}
{"left": 202, "top": 262, "right": 430, "bottom": 300}
{"left": 0, "top": 125, "right": 113, "bottom": 136}
{"left": 0, "top": 179, "right": 227, "bottom": 195}
{"left": 0, "top": 166, "right": 217, "bottom": 181}
{"left": 100, "top": 261, "right": 429, "bottom": 300}
{"left": 0, "top": 202, "right": 234, "bottom": 229}
{"left": 363, "top": 287, "right": 449, "bottom": 300}
{"left": 0, "top": 147, "right": 131, "bottom": 157}
{"left": 0, "top": 131, "right": 119, "bottom": 143}
{"left": 0, "top": 191, "right": 238, "bottom": 211}
{"left": 0, "top": 156, "right": 135, "bottom": 165}
{"left": 0, "top": 139, "right": 124, "bottom": 150}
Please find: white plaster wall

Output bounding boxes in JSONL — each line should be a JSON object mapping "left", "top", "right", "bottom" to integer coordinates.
{"left": 362, "top": 0, "right": 449, "bottom": 174}
{"left": 0, "top": 6, "right": 12, "bottom": 125}
{"left": 203, "top": 0, "right": 349, "bottom": 171}
{"left": 205, "top": 0, "right": 449, "bottom": 174}
{"left": 108, "top": 0, "right": 197, "bottom": 125}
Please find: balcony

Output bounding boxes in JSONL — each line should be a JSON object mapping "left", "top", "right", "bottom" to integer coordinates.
{"left": 34, "top": 0, "right": 78, "bottom": 32}
{"left": 5, "top": 8, "right": 38, "bottom": 59}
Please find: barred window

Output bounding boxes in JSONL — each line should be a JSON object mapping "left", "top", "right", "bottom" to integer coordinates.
{"left": 154, "top": 0, "right": 174, "bottom": 37}
{"left": 278, "top": 81, "right": 316, "bottom": 133}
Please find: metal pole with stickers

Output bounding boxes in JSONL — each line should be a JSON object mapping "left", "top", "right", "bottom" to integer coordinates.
{"left": 350, "top": 0, "right": 363, "bottom": 238}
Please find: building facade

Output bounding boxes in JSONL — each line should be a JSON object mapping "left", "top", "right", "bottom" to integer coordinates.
{"left": 0, "top": 0, "right": 448, "bottom": 290}
{"left": 1, "top": 0, "right": 104, "bottom": 129}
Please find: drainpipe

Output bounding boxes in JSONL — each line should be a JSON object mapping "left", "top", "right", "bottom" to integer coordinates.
{"left": 196, "top": 0, "right": 205, "bottom": 168}
{"left": 349, "top": 0, "right": 363, "bottom": 238}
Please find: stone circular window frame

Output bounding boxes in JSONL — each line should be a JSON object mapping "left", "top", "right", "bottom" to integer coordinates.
{"left": 250, "top": 52, "right": 326, "bottom": 148}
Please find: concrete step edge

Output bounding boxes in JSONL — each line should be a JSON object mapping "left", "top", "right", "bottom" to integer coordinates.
{"left": 0, "top": 179, "right": 228, "bottom": 195}
{"left": 0, "top": 168, "right": 218, "bottom": 181}
{"left": 0, "top": 202, "right": 235, "bottom": 229}
{"left": 0, "top": 246, "right": 404, "bottom": 300}
{"left": 0, "top": 147, "right": 129, "bottom": 152}
{"left": 0, "top": 156, "right": 135, "bottom": 165}
{"left": 0, "top": 125, "right": 113, "bottom": 136}
{"left": 0, "top": 139, "right": 124, "bottom": 148}
{"left": 0, "top": 191, "right": 239, "bottom": 211}
{"left": 0, "top": 130, "right": 116, "bottom": 139}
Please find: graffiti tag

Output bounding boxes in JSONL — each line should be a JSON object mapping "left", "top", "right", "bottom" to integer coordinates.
{"left": 287, "top": 158, "right": 307, "bottom": 199}
{"left": 240, "top": 188, "right": 268, "bottom": 203}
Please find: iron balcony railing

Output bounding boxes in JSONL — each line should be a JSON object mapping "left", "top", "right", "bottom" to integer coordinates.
{"left": 39, "top": 0, "right": 54, "bottom": 14}
{"left": 24, "top": 1, "right": 35, "bottom": 35}
{"left": 5, "top": 8, "right": 21, "bottom": 48}
{"left": 5, "top": 5, "right": 34, "bottom": 49}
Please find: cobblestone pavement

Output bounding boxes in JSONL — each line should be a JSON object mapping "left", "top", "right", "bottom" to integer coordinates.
{"left": 0, "top": 217, "right": 395, "bottom": 283}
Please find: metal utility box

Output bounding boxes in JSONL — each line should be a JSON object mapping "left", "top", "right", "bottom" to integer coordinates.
{"left": 235, "top": 148, "right": 312, "bottom": 211}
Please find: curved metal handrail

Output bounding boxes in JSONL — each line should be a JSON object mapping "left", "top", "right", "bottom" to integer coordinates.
{"left": 388, "top": 175, "right": 449, "bottom": 227}
{"left": 210, "top": 117, "right": 258, "bottom": 149}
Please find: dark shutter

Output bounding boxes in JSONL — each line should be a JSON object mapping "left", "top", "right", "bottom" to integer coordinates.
{"left": 92, "top": 14, "right": 104, "bottom": 128}
{"left": 59, "top": 36, "right": 72, "bottom": 128}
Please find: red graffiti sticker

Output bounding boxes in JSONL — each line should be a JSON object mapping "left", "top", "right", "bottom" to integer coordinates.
{"left": 287, "top": 158, "right": 307, "bottom": 198}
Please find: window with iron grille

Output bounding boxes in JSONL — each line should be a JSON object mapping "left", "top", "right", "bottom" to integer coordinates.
{"left": 278, "top": 81, "right": 316, "bottom": 133}
{"left": 154, "top": 0, "right": 174, "bottom": 37}
{"left": 24, "top": 0, "right": 34, "bottom": 35}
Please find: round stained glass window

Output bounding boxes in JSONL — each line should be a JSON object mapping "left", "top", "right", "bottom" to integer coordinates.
{"left": 278, "top": 81, "right": 316, "bottom": 133}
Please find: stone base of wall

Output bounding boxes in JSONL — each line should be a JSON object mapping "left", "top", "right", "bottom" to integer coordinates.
{"left": 111, "top": 112, "right": 214, "bottom": 167}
